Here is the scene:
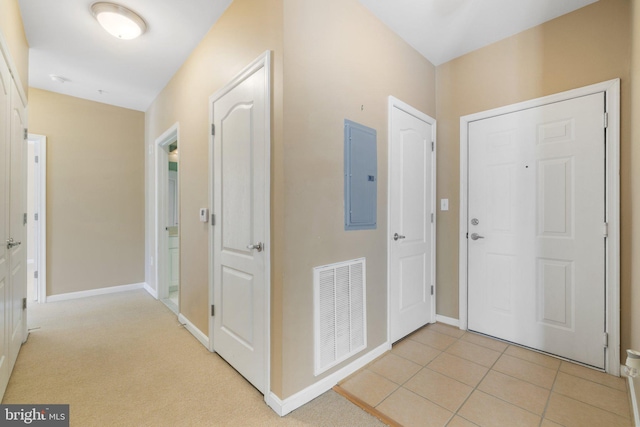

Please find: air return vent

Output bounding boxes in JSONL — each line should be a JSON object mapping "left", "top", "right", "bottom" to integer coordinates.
{"left": 314, "top": 258, "right": 367, "bottom": 376}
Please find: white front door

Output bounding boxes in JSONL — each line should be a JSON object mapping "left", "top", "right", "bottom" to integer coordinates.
{"left": 211, "top": 54, "right": 270, "bottom": 393}
{"left": 388, "top": 99, "right": 436, "bottom": 343}
{"left": 468, "top": 92, "right": 606, "bottom": 368}
{"left": 9, "top": 80, "right": 26, "bottom": 367}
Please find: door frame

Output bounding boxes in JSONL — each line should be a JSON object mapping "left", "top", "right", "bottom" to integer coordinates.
{"left": 387, "top": 96, "right": 437, "bottom": 344}
{"left": 26, "top": 134, "right": 46, "bottom": 303}
{"left": 208, "top": 51, "right": 272, "bottom": 397}
{"left": 154, "top": 123, "right": 179, "bottom": 305}
{"left": 459, "top": 79, "right": 621, "bottom": 375}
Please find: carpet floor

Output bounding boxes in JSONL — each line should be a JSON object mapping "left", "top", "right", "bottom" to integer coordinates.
{"left": 2, "top": 289, "right": 385, "bottom": 427}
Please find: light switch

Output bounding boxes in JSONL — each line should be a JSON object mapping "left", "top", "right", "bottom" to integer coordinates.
{"left": 199, "top": 208, "right": 209, "bottom": 222}
{"left": 441, "top": 199, "right": 449, "bottom": 211}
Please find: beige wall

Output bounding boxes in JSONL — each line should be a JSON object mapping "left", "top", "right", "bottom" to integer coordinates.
{"left": 143, "top": 0, "right": 285, "bottom": 396}
{"left": 28, "top": 88, "right": 145, "bottom": 296}
{"left": 145, "top": 0, "right": 435, "bottom": 400}
{"left": 280, "top": 0, "right": 436, "bottom": 397}
{"left": 0, "top": 0, "right": 28, "bottom": 95}
{"left": 435, "top": 0, "right": 633, "bottom": 357}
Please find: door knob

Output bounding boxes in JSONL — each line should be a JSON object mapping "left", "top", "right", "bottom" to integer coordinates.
{"left": 470, "top": 233, "right": 485, "bottom": 241}
{"left": 393, "top": 233, "right": 406, "bottom": 241}
{"left": 6, "top": 238, "right": 21, "bottom": 249}
{"left": 247, "top": 242, "right": 263, "bottom": 252}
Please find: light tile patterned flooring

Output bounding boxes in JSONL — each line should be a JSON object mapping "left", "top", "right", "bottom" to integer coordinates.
{"left": 335, "top": 323, "right": 633, "bottom": 427}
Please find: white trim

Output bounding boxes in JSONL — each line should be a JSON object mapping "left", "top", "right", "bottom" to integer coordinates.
{"left": 27, "top": 134, "right": 46, "bottom": 304}
{"left": 143, "top": 283, "right": 158, "bottom": 299}
{"left": 386, "top": 96, "right": 437, "bottom": 345}
{"left": 627, "top": 376, "right": 640, "bottom": 427}
{"left": 46, "top": 283, "right": 146, "bottom": 303}
{"left": 178, "top": 313, "right": 210, "bottom": 349}
{"left": 154, "top": 123, "right": 179, "bottom": 304}
{"left": 436, "top": 315, "right": 460, "bottom": 328}
{"left": 266, "top": 341, "right": 390, "bottom": 417}
{"left": 208, "top": 51, "right": 272, "bottom": 399}
{"left": 458, "top": 79, "right": 621, "bottom": 375}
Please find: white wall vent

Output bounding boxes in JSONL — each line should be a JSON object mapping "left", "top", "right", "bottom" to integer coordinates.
{"left": 314, "top": 257, "right": 367, "bottom": 376}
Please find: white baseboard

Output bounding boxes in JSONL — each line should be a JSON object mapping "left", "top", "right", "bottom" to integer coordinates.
{"left": 436, "top": 314, "right": 461, "bottom": 328}
{"left": 266, "top": 341, "right": 390, "bottom": 416}
{"left": 46, "top": 282, "right": 146, "bottom": 303}
{"left": 178, "top": 313, "right": 210, "bottom": 349}
{"left": 627, "top": 375, "right": 640, "bottom": 427}
{"left": 144, "top": 283, "right": 158, "bottom": 299}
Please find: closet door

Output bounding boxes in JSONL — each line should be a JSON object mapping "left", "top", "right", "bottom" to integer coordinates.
{"left": 8, "top": 78, "right": 26, "bottom": 368}
{"left": 0, "top": 52, "right": 12, "bottom": 396}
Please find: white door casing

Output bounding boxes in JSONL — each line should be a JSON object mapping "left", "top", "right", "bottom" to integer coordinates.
{"left": 26, "top": 134, "right": 46, "bottom": 304}
{"left": 460, "top": 80, "right": 621, "bottom": 374}
{"left": 388, "top": 97, "right": 436, "bottom": 343}
{"left": 209, "top": 52, "right": 271, "bottom": 395}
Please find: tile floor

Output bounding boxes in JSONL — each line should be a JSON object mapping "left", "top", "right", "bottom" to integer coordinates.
{"left": 336, "top": 323, "right": 633, "bottom": 427}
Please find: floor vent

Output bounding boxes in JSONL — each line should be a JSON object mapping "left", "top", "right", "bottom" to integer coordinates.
{"left": 314, "top": 258, "right": 367, "bottom": 376}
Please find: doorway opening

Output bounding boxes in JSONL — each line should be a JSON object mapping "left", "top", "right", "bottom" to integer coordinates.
{"left": 26, "top": 134, "right": 46, "bottom": 304}
{"left": 155, "top": 124, "right": 179, "bottom": 315}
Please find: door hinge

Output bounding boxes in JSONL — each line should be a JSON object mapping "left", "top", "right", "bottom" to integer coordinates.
{"left": 604, "top": 112, "right": 609, "bottom": 129}
{"left": 431, "top": 213, "right": 434, "bottom": 223}
{"left": 211, "top": 214, "right": 215, "bottom": 226}
{"left": 431, "top": 141, "right": 435, "bottom": 152}
{"left": 23, "top": 128, "right": 28, "bottom": 140}
{"left": 34, "top": 213, "right": 38, "bottom": 221}
{"left": 34, "top": 271, "right": 38, "bottom": 279}
{"left": 22, "top": 298, "right": 26, "bottom": 310}
{"left": 211, "top": 305, "right": 215, "bottom": 316}
{"left": 603, "top": 332, "right": 608, "bottom": 348}
{"left": 23, "top": 213, "right": 27, "bottom": 225}
{"left": 603, "top": 222, "right": 609, "bottom": 238}
{"left": 211, "top": 124, "right": 215, "bottom": 136}
{"left": 35, "top": 155, "right": 39, "bottom": 164}
{"left": 430, "top": 285, "right": 434, "bottom": 296}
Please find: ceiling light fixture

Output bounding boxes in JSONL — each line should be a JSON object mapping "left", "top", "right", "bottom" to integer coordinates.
{"left": 49, "top": 74, "right": 69, "bottom": 84}
{"left": 91, "top": 2, "right": 147, "bottom": 40}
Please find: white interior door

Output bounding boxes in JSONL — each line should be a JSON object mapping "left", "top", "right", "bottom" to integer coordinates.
{"left": 168, "top": 170, "right": 178, "bottom": 228}
{"left": 468, "top": 92, "right": 606, "bottom": 368}
{"left": 389, "top": 100, "right": 436, "bottom": 343}
{"left": 0, "top": 50, "right": 11, "bottom": 396}
{"left": 9, "top": 79, "right": 26, "bottom": 367}
{"left": 211, "top": 55, "right": 270, "bottom": 393}
{"left": 168, "top": 235, "right": 179, "bottom": 289}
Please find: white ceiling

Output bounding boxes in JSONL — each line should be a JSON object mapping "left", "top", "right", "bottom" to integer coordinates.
{"left": 358, "top": 0, "right": 598, "bottom": 66}
{"left": 18, "top": 0, "right": 232, "bottom": 111}
{"left": 18, "top": 0, "right": 598, "bottom": 112}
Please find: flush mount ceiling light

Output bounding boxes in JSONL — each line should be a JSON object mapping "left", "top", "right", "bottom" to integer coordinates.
{"left": 49, "top": 74, "right": 69, "bottom": 84}
{"left": 91, "top": 2, "right": 147, "bottom": 40}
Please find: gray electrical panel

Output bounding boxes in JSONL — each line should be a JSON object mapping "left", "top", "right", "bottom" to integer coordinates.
{"left": 344, "top": 119, "right": 377, "bottom": 231}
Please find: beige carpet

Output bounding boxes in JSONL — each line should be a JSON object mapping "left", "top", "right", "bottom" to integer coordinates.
{"left": 3, "top": 289, "right": 385, "bottom": 427}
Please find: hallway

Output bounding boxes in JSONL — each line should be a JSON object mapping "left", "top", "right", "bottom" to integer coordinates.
{"left": 3, "top": 290, "right": 382, "bottom": 426}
